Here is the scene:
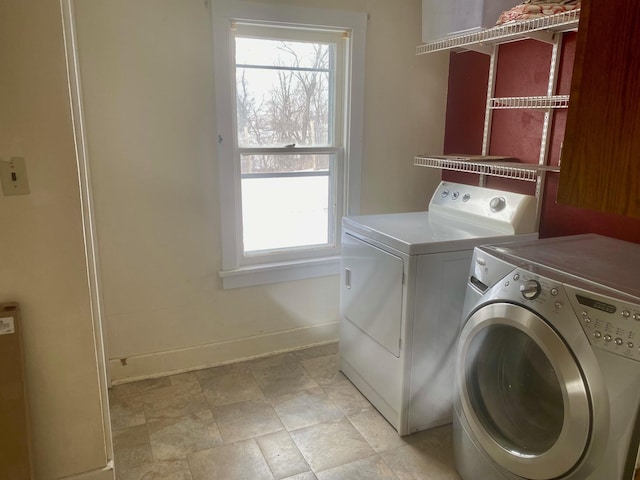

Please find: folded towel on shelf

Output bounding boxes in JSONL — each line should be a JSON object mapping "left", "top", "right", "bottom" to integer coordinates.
{"left": 496, "top": 0, "right": 580, "bottom": 25}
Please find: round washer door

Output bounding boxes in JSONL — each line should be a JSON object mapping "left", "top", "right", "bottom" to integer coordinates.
{"left": 457, "top": 302, "right": 591, "bottom": 480}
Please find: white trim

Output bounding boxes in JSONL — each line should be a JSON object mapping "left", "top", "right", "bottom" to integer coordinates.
{"left": 212, "top": 7, "right": 239, "bottom": 271}
{"left": 58, "top": 464, "right": 115, "bottom": 480}
{"left": 109, "top": 322, "right": 339, "bottom": 383}
{"left": 219, "top": 255, "right": 340, "bottom": 289}
{"left": 59, "top": 0, "right": 113, "bottom": 464}
{"left": 212, "top": 0, "right": 367, "bottom": 30}
{"left": 211, "top": 0, "right": 366, "bottom": 286}
{"left": 344, "top": 15, "right": 365, "bottom": 217}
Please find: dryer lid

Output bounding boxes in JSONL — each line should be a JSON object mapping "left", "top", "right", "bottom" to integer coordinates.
{"left": 342, "top": 181, "right": 539, "bottom": 255}
{"left": 342, "top": 211, "right": 534, "bottom": 255}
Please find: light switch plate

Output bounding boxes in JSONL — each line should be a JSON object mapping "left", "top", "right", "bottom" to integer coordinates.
{"left": 0, "top": 156, "right": 30, "bottom": 195}
{"left": 0, "top": 317, "right": 15, "bottom": 335}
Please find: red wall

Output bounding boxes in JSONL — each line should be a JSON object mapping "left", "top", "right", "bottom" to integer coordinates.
{"left": 442, "top": 33, "right": 640, "bottom": 243}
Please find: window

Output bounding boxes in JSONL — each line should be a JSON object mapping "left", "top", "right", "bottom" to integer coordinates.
{"left": 212, "top": 1, "right": 366, "bottom": 288}
{"left": 235, "top": 27, "right": 342, "bottom": 255}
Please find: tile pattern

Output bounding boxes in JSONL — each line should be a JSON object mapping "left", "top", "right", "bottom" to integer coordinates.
{"left": 109, "top": 342, "right": 461, "bottom": 480}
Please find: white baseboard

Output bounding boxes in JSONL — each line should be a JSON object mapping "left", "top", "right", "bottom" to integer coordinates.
{"left": 109, "top": 322, "right": 339, "bottom": 384}
{"left": 60, "top": 464, "right": 115, "bottom": 480}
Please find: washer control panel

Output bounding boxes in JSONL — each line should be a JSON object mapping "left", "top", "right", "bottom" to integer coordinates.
{"left": 564, "top": 284, "right": 640, "bottom": 361}
{"left": 495, "top": 267, "right": 640, "bottom": 361}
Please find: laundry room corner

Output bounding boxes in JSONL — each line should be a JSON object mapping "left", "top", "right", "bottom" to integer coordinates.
{"left": 70, "top": 0, "right": 450, "bottom": 383}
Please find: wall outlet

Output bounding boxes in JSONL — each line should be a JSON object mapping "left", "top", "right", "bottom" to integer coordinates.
{"left": 0, "top": 157, "right": 30, "bottom": 195}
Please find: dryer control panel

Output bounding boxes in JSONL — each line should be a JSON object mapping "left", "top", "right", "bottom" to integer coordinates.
{"left": 428, "top": 181, "right": 537, "bottom": 235}
{"left": 565, "top": 284, "right": 640, "bottom": 361}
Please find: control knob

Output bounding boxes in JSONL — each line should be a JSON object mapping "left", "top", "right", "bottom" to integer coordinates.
{"left": 489, "top": 196, "right": 506, "bottom": 212}
{"left": 520, "top": 280, "right": 541, "bottom": 300}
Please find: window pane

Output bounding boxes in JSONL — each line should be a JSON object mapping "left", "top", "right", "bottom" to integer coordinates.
{"left": 241, "top": 154, "right": 333, "bottom": 253}
{"left": 236, "top": 38, "right": 334, "bottom": 147}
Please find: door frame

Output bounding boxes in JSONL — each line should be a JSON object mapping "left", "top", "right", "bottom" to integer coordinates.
{"left": 60, "top": 0, "right": 113, "bottom": 465}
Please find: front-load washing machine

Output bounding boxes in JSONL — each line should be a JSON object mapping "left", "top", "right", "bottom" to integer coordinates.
{"left": 455, "top": 234, "right": 640, "bottom": 480}
{"left": 340, "top": 181, "right": 538, "bottom": 435}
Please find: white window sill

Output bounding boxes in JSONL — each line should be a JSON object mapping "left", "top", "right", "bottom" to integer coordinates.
{"left": 219, "top": 256, "right": 341, "bottom": 289}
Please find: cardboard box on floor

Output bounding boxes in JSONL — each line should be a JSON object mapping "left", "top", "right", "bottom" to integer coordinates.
{"left": 0, "top": 302, "right": 32, "bottom": 479}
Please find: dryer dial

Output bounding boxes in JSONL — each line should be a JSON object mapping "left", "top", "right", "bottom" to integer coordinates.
{"left": 520, "top": 280, "right": 542, "bottom": 300}
{"left": 489, "top": 196, "right": 506, "bottom": 212}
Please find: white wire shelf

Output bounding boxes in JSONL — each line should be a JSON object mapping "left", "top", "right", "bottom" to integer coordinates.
{"left": 414, "top": 155, "right": 560, "bottom": 182}
{"left": 490, "top": 95, "right": 570, "bottom": 110}
{"left": 416, "top": 9, "right": 580, "bottom": 55}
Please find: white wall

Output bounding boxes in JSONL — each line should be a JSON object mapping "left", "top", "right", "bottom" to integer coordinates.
{"left": 72, "top": 0, "right": 449, "bottom": 382}
{"left": 0, "top": 1, "right": 111, "bottom": 478}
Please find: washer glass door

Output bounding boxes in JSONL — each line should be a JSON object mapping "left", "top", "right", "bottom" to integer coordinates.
{"left": 468, "top": 324, "right": 564, "bottom": 455}
{"left": 458, "top": 303, "right": 591, "bottom": 480}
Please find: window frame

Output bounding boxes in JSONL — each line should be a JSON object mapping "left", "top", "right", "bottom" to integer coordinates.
{"left": 211, "top": 0, "right": 367, "bottom": 289}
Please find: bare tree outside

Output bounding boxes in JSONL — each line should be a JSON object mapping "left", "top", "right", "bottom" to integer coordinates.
{"left": 236, "top": 38, "right": 334, "bottom": 174}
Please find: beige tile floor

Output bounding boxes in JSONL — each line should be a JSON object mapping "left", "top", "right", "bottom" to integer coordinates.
{"left": 109, "top": 343, "right": 462, "bottom": 480}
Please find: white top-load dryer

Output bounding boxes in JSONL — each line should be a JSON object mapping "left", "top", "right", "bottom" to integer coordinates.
{"left": 339, "top": 180, "right": 538, "bottom": 435}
